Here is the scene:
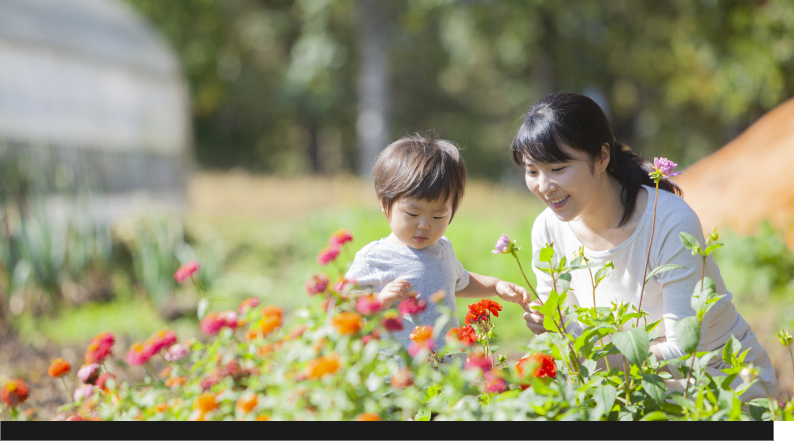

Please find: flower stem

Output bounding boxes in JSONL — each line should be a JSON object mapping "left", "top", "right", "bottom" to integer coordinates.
{"left": 636, "top": 182, "right": 660, "bottom": 328}
{"left": 789, "top": 345, "right": 794, "bottom": 396}
{"left": 683, "top": 352, "right": 697, "bottom": 399}
{"left": 61, "top": 377, "right": 73, "bottom": 403}
{"left": 512, "top": 252, "right": 542, "bottom": 305}
{"left": 623, "top": 356, "right": 630, "bottom": 404}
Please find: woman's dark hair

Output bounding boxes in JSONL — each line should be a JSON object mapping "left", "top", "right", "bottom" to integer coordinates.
{"left": 511, "top": 93, "right": 682, "bottom": 227}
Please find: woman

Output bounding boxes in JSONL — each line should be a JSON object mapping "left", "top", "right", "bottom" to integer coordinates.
{"left": 514, "top": 93, "right": 776, "bottom": 399}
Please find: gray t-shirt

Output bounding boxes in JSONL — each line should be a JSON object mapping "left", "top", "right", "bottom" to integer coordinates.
{"left": 345, "top": 236, "right": 470, "bottom": 353}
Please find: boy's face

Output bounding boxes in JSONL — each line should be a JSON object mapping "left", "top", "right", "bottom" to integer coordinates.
{"left": 383, "top": 196, "right": 453, "bottom": 249}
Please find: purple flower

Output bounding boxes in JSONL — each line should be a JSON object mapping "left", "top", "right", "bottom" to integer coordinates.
{"left": 653, "top": 157, "right": 681, "bottom": 178}
{"left": 77, "top": 364, "right": 99, "bottom": 384}
{"left": 491, "top": 234, "right": 514, "bottom": 255}
{"left": 73, "top": 384, "right": 94, "bottom": 401}
{"left": 164, "top": 344, "right": 189, "bottom": 362}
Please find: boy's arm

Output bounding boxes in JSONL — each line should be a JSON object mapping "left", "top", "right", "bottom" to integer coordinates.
{"left": 456, "top": 272, "right": 531, "bottom": 304}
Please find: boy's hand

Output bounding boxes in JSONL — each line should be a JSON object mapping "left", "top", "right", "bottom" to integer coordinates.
{"left": 378, "top": 279, "right": 412, "bottom": 308}
{"left": 495, "top": 280, "right": 531, "bottom": 305}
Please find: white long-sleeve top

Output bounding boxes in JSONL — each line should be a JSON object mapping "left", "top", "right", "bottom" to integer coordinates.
{"left": 531, "top": 185, "right": 759, "bottom": 363}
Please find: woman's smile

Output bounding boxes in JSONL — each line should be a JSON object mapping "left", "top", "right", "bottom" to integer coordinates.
{"left": 548, "top": 195, "right": 569, "bottom": 209}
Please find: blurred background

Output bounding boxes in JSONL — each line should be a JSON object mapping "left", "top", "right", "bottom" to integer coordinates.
{"left": 1, "top": 0, "right": 794, "bottom": 415}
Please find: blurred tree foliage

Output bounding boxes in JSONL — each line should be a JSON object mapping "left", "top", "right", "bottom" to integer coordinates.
{"left": 124, "top": 0, "right": 794, "bottom": 180}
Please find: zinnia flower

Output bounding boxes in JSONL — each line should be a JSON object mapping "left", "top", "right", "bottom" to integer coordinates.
{"left": 195, "top": 393, "right": 219, "bottom": 416}
{"left": 317, "top": 245, "right": 341, "bottom": 266}
{"left": 1, "top": 379, "right": 29, "bottom": 407}
{"left": 166, "top": 377, "right": 187, "bottom": 388}
{"left": 164, "top": 344, "right": 189, "bottom": 362}
{"left": 305, "top": 354, "right": 341, "bottom": 379}
{"left": 48, "top": 358, "right": 71, "bottom": 378}
{"left": 333, "top": 277, "right": 356, "bottom": 293}
{"left": 329, "top": 229, "right": 353, "bottom": 247}
{"left": 390, "top": 368, "right": 413, "bottom": 389}
{"left": 483, "top": 372, "right": 507, "bottom": 393}
{"left": 236, "top": 393, "right": 258, "bottom": 414}
{"left": 305, "top": 274, "right": 330, "bottom": 296}
{"left": 84, "top": 332, "right": 115, "bottom": 364}
{"left": 77, "top": 364, "right": 100, "bottom": 384}
{"left": 515, "top": 353, "right": 556, "bottom": 381}
{"left": 95, "top": 373, "right": 116, "bottom": 392}
{"left": 261, "top": 306, "right": 283, "bottom": 320}
{"left": 465, "top": 299, "right": 502, "bottom": 324}
{"left": 174, "top": 260, "right": 200, "bottom": 283}
{"left": 446, "top": 325, "right": 477, "bottom": 348}
{"left": 238, "top": 297, "right": 260, "bottom": 314}
{"left": 491, "top": 234, "right": 516, "bottom": 254}
{"left": 332, "top": 312, "right": 363, "bottom": 335}
{"left": 356, "top": 295, "right": 382, "bottom": 315}
{"left": 408, "top": 325, "right": 434, "bottom": 356}
{"left": 148, "top": 329, "right": 177, "bottom": 353}
{"left": 73, "top": 384, "right": 95, "bottom": 401}
{"left": 381, "top": 313, "right": 404, "bottom": 333}
{"left": 465, "top": 351, "right": 492, "bottom": 373}
{"left": 126, "top": 342, "right": 155, "bottom": 366}
{"left": 398, "top": 298, "right": 427, "bottom": 316}
{"left": 356, "top": 413, "right": 381, "bottom": 421}
{"left": 201, "top": 311, "right": 236, "bottom": 335}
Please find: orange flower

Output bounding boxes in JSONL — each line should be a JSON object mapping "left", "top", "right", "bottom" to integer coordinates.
{"left": 390, "top": 368, "right": 413, "bottom": 389}
{"left": 155, "top": 402, "right": 169, "bottom": 413}
{"left": 236, "top": 393, "right": 258, "bottom": 414}
{"left": 409, "top": 325, "right": 433, "bottom": 344}
{"left": 165, "top": 377, "right": 187, "bottom": 388}
{"left": 48, "top": 358, "right": 71, "bottom": 378}
{"left": 356, "top": 413, "right": 381, "bottom": 421}
{"left": 261, "top": 305, "right": 283, "bottom": 319}
{"left": 332, "top": 312, "right": 363, "bottom": 335}
{"left": 159, "top": 366, "right": 173, "bottom": 379}
{"left": 305, "top": 354, "right": 341, "bottom": 379}
{"left": 257, "top": 344, "right": 275, "bottom": 358}
{"left": 194, "top": 393, "right": 218, "bottom": 415}
{"left": 256, "top": 414, "right": 270, "bottom": 421}
{"left": 247, "top": 312, "right": 282, "bottom": 340}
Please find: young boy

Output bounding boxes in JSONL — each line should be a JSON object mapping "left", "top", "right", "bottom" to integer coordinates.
{"left": 346, "top": 135, "right": 531, "bottom": 356}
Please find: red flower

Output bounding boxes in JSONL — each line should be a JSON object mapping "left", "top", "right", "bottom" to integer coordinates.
{"left": 1, "top": 379, "right": 29, "bottom": 407}
{"left": 305, "top": 274, "right": 330, "bottom": 296}
{"left": 356, "top": 295, "right": 382, "bottom": 315}
{"left": 48, "top": 358, "right": 71, "bottom": 378}
{"left": 148, "top": 329, "right": 177, "bottom": 354}
{"left": 465, "top": 351, "right": 492, "bottom": 373}
{"left": 238, "top": 297, "right": 260, "bottom": 314}
{"left": 465, "top": 299, "right": 502, "bottom": 324}
{"left": 84, "top": 332, "right": 115, "bottom": 364}
{"left": 515, "top": 353, "right": 557, "bottom": 383}
{"left": 381, "top": 313, "right": 404, "bottom": 332}
{"left": 126, "top": 343, "right": 155, "bottom": 366}
{"left": 96, "top": 373, "right": 116, "bottom": 392}
{"left": 398, "top": 298, "right": 427, "bottom": 316}
{"left": 174, "top": 261, "right": 200, "bottom": 283}
{"left": 317, "top": 245, "right": 341, "bottom": 266}
{"left": 329, "top": 229, "right": 353, "bottom": 247}
{"left": 446, "top": 325, "right": 477, "bottom": 348}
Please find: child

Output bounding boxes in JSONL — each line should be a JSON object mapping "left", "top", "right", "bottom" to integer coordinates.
{"left": 346, "top": 135, "right": 531, "bottom": 356}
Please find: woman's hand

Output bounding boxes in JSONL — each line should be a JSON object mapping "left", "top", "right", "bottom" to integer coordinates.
{"left": 522, "top": 300, "right": 547, "bottom": 335}
{"left": 495, "top": 280, "right": 532, "bottom": 305}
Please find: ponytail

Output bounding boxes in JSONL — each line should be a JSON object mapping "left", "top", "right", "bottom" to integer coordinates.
{"left": 611, "top": 141, "right": 682, "bottom": 226}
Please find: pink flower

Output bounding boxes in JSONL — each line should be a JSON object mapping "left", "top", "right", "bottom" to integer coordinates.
{"left": 73, "top": 384, "right": 95, "bottom": 401}
{"left": 164, "top": 344, "right": 188, "bottom": 362}
{"left": 238, "top": 297, "right": 260, "bottom": 314}
{"left": 148, "top": 329, "right": 177, "bottom": 354}
{"left": 174, "top": 261, "right": 200, "bottom": 283}
{"left": 201, "top": 312, "right": 226, "bottom": 335}
{"left": 126, "top": 343, "right": 155, "bottom": 366}
{"left": 408, "top": 341, "right": 435, "bottom": 356}
{"left": 465, "top": 352, "right": 492, "bottom": 373}
{"left": 381, "top": 314, "right": 404, "bottom": 333}
{"left": 305, "top": 274, "right": 330, "bottom": 296}
{"left": 483, "top": 372, "right": 507, "bottom": 393}
{"left": 317, "top": 245, "right": 341, "bottom": 266}
{"left": 220, "top": 310, "right": 238, "bottom": 329}
{"left": 652, "top": 157, "right": 681, "bottom": 179}
{"left": 398, "top": 298, "right": 427, "bottom": 316}
{"left": 491, "top": 234, "right": 514, "bottom": 254}
{"left": 77, "top": 364, "right": 100, "bottom": 384}
{"left": 334, "top": 277, "right": 356, "bottom": 293}
{"left": 356, "top": 295, "right": 382, "bottom": 315}
{"left": 329, "top": 229, "right": 354, "bottom": 247}
{"left": 199, "top": 375, "right": 217, "bottom": 391}
{"left": 84, "top": 332, "right": 115, "bottom": 364}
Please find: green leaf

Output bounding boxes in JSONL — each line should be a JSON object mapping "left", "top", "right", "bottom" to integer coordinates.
{"left": 641, "top": 374, "right": 666, "bottom": 405}
{"left": 415, "top": 407, "right": 431, "bottom": 421}
{"left": 679, "top": 232, "right": 703, "bottom": 256}
{"left": 639, "top": 411, "right": 668, "bottom": 421}
{"left": 593, "top": 261, "right": 614, "bottom": 286}
{"left": 558, "top": 272, "right": 572, "bottom": 293}
{"left": 611, "top": 328, "right": 650, "bottom": 366}
{"left": 645, "top": 264, "right": 687, "bottom": 283}
{"left": 645, "top": 318, "right": 663, "bottom": 335}
{"left": 673, "top": 316, "right": 701, "bottom": 354}
{"left": 592, "top": 384, "right": 617, "bottom": 418}
{"left": 704, "top": 243, "right": 723, "bottom": 256}
{"left": 539, "top": 245, "right": 554, "bottom": 263}
{"left": 197, "top": 298, "right": 209, "bottom": 320}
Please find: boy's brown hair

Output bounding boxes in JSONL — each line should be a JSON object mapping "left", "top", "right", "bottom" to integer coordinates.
{"left": 372, "top": 135, "right": 467, "bottom": 221}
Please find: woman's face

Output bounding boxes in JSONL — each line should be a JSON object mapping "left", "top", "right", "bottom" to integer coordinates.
{"left": 523, "top": 144, "right": 606, "bottom": 222}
